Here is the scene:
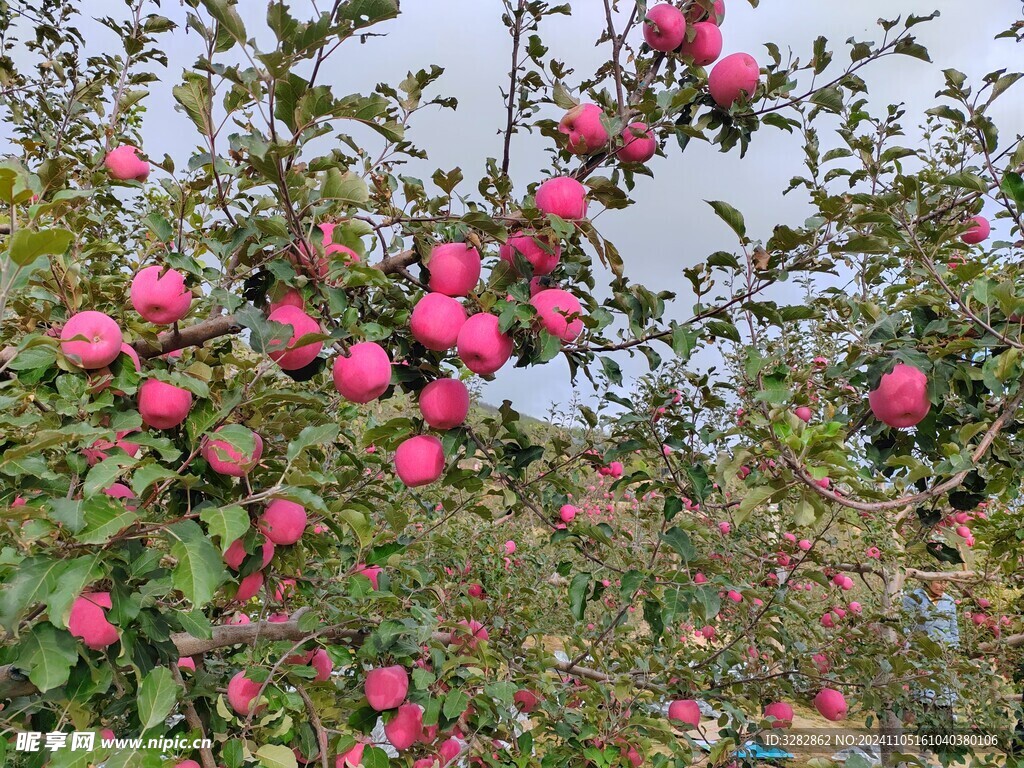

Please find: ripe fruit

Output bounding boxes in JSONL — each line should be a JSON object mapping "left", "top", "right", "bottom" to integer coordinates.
{"left": 177, "top": 657, "right": 196, "bottom": 672}
{"left": 643, "top": 4, "right": 687, "bottom": 52}
{"left": 962, "top": 215, "right": 990, "bottom": 244}
{"left": 336, "top": 743, "right": 365, "bottom": 768}
{"left": 333, "top": 342, "right": 392, "bottom": 403}
{"left": 130, "top": 266, "right": 192, "bottom": 324}
{"left": 535, "top": 177, "right": 588, "bottom": 220}
{"left": 452, "top": 619, "right": 489, "bottom": 649}
{"left": 499, "top": 235, "right": 561, "bottom": 276}
{"left": 319, "top": 222, "right": 360, "bottom": 266}
{"left": 680, "top": 22, "right": 723, "bottom": 66}
{"left": 259, "top": 499, "right": 308, "bottom": 545}
{"left": 514, "top": 689, "right": 539, "bottom": 713}
{"left": 868, "top": 363, "right": 930, "bottom": 428}
{"left": 530, "top": 288, "right": 584, "bottom": 342}
{"left": 427, "top": 243, "right": 482, "bottom": 297}
{"left": 560, "top": 504, "right": 577, "bottom": 523}
{"left": 267, "top": 305, "right": 323, "bottom": 371}
{"left": 794, "top": 406, "right": 812, "bottom": 423}
{"left": 227, "top": 671, "right": 263, "bottom": 715}
{"left": 616, "top": 122, "right": 657, "bottom": 164}
{"left": 668, "top": 699, "right": 701, "bottom": 728}
{"left": 410, "top": 293, "right": 467, "bottom": 351}
{"left": 202, "top": 427, "right": 263, "bottom": 476}
{"left": 138, "top": 379, "right": 193, "bottom": 429}
{"left": 813, "top": 688, "right": 848, "bottom": 721}
{"left": 687, "top": 0, "right": 725, "bottom": 24}
{"left": 225, "top": 613, "right": 251, "bottom": 625}
{"left": 365, "top": 665, "right": 409, "bottom": 711}
{"left": 60, "top": 311, "right": 123, "bottom": 369}
{"left": 764, "top": 701, "right": 793, "bottom": 728}
{"left": 104, "top": 145, "right": 150, "bottom": 182}
{"left": 354, "top": 563, "right": 381, "bottom": 589}
{"left": 457, "top": 313, "right": 513, "bottom": 375}
{"left": 223, "top": 536, "right": 274, "bottom": 570}
{"left": 269, "top": 286, "right": 304, "bottom": 313}
{"left": 395, "top": 435, "right": 446, "bottom": 487}
{"left": 384, "top": 703, "right": 424, "bottom": 750}
{"left": 84, "top": 430, "right": 141, "bottom": 465}
{"left": 708, "top": 53, "right": 760, "bottom": 108}
{"left": 286, "top": 648, "right": 333, "bottom": 682}
{"left": 235, "top": 571, "right": 264, "bottom": 602}
{"left": 558, "top": 103, "right": 609, "bottom": 155}
{"left": 104, "top": 483, "right": 138, "bottom": 511}
{"left": 175, "top": 762, "right": 201, "bottom": 768}
{"left": 68, "top": 592, "right": 119, "bottom": 650}
{"left": 419, "top": 378, "right": 470, "bottom": 430}
{"left": 439, "top": 737, "right": 461, "bottom": 765}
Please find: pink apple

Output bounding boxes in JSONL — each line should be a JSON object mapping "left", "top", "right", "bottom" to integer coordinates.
{"left": 504, "top": 540, "right": 516, "bottom": 554}
{"left": 138, "top": 379, "right": 193, "bottom": 429}
{"left": 267, "top": 305, "right": 323, "bottom": 370}
{"left": 395, "top": 435, "right": 446, "bottom": 487}
{"left": 558, "top": 103, "right": 609, "bottom": 155}
{"left": 560, "top": 504, "right": 577, "bottom": 523}
{"left": 130, "top": 266, "right": 192, "bottom": 324}
{"left": 354, "top": 563, "right": 382, "bottom": 589}
{"left": 530, "top": 288, "right": 584, "bottom": 342}
{"left": 104, "top": 483, "right": 138, "bottom": 511}
{"left": 319, "top": 222, "right": 360, "bottom": 266}
{"left": 269, "top": 286, "right": 304, "bottom": 313}
{"left": 177, "top": 656, "right": 196, "bottom": 672}
{"left": 643, "top": 4, "right": 687, "bottom": 52}
{"left": 668, "top": 699, "right": 700, "bottom": 728}
{"left": 718, "top": 521, "right": 731, "bottom": 534}
{"left": 535, "top": 177, "right": 588, "bottom": 220}
{"left": 286, "top": 648, "right": 332, "bottom": 682}
{"left": 794, "top": 406, "right": 812, "bottom": 423}
{"left": 616, "top": 122, "right": 657, "bottom": 164}
{"left": 85, "top": 429, "right": 141, "bottom": 465}
{"left": 227, "top": 671, "right": 263, "bottom": 716}
{"left": 259, "top": 499, "right": 307, "bottom": 545}
{"left": 224, "top": 535, "right": 274, "bottom": 570}
{"left": 385, "top": 703, "right": 424, "bottom": 751}
{"left": 708, "top": 53, "right": 760, "bottom": 108}
{"left": 439, "top": 737, "right": 461, "bottom": 765}
{"left": 869, "top": 363, "right": 930, "bottom": 428}
{"left": 962, "top": 215, "right": 990, "bottom": 244}
{"left": 427, "top": 243, "right": 482, "bottom": 297}
{"left": 336, "top": 743, "right": 365, "bottom": 768}
{"left": 68, "top": 592, "right": 119, "bottom": 650}
{"left": 467, "top": 583, "right": 483, "bottom": 598}
{"left": 797, "top": 539, "right": 812, "bottom": 551}
{"left": 680, "top": 21, "right": 723, "bottom": 66}
{"left": 411, "top": 293, "right": 467, "bottom": 351}
{"left": 365, "top": 665, "right": 409, "bottom": 711}
{"left": 332, "top": 341, "right": 392, "bottom": 403}
{"left": 225, "top": 613, "right": 251, "bottom": 625}
{"left": 104, "top": 145, "right": 150, "bottom": 182}
{"left": 202, "top": 427, "right": 263, "bottom": 477}
{"left": 60, "top": 311, "right": 123, "bottom": 369}
{"left": 814, "top": 688, "right": 847, "bottom": 721}
{"left": 175, "top": 762, "right": 201, "bottom": 768}
{"left": 514, "top": 689, "right": 539, "bottom": 713}
{"left": 687, "top": 0, "right": 725, "bottom": 25}
{"left": 499, "top": 235, "right": 561, "bottom": 276}
{"left": 848, "top": 601, "right": 862, "bottom": 614}
{"left": 457, "top": 313, "right": 514, "bottom": 375}
{"left": 419, "top": 378, "right": 470, "bottom": 430}
{"left": 452, "top": 619, "right": 489, "bottom": 649}
{"left": 234, "top": 571, "right": 264, "bottom": 602}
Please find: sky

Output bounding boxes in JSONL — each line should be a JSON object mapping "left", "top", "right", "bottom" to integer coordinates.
{"left": 6, "top": 0, "right": 1024, "bottom": 418}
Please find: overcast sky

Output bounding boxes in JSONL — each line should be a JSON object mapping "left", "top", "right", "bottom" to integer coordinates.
{"left": 7, "top": 1, "right": 1024, "bottom": 418}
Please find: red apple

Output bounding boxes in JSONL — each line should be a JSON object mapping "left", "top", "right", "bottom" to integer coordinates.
{"left": 643, "top": 4, "right": 687, "bottom": 52}
{"left": 354, "top": 563, "right": 381, "bottom": 589}
{"left": 451, "top": 619, "right": 489, "bottom": 650}
{"left": 668, "top": 699, "right": 701, "bottom": 728}
{"left": 457, "top": 313, "right": 513, "bottom": 375}
{"left": 225, "top": 613, "right": 251, "bottom": 625}
{"left": 427, "top": 243, "right": 482, "bottom": 297}
{"left": 332, "top": 341, "right": 392, "bottom": 403}
{"left": 559, "top": 504, "right": 577, "bottom": 523}
{"left": 104, "top": 482, "right": 138, "bottom": 511}
{"left": 558, "top": 103, "right": 609, "bottom": 155}
{"left": 175, "top": 762, "right": 201, "bottom": 768}
{"left": 514, "top": 689, "right": 539, "bottom": 713}
{"left": 794, "top": 406, "right": 812, "bottom": 423}
{"left": 764, "top": 701, "right": 793, "bottom": 728}
{"left": 419, "top": 378, "right": 470, "bottom": 430}
{"left": 687, "top": 0, "right": 725, "bottom": 25}
{"left": 385, "top": 703, "right": 424, "bottom": 751}
{"left": 394, "top": 435, "right": 446, "bottom": 487}
{"left": 530, "top": 288, "right": 584, "bottom": 342}
{"left": 285, "top": 648, "right": 332, "bottom": 682}
{"left": 223, "top": 536, "right": 275, "bottom": 570}
{"left": 365, "top": 665, "right": 409, "bottom": 711}
{"left": 130, "top": 266, "right": 192, "bottom": 324}
{"left": 616, "top": 122, "right": 657, "bottom": 164}
{"left": 267, "top": 305, "right": 323, "bottom": 371}
{"left": 336, "top": 743, "right": 365, "bottom": 768}
{"left": 439, "top": 737, "right": 461, "bottom": 765}
{"left": 234, "top": 571, "right": 264, "bottom": 602}
{"left": 708, "top": 53, "right": 760, "bottom": 108}
{"left": 84, "top": 429, "right": 141, "bottom": 465}
{"left": 104, "top": 145, "right": 150, "bottom": 182}
{"left": 680, "top": 21, "right": 723, "bottom": 66}
{"left": 68, "top": 592, "right": 119, "bottom": 650}
{"left": 962, "top": 215, "right": 990, "bottom": 244}
{"left": 202, "top": 427, "right": 263, "bottom": 477}
{"left": 227, "top": 671, "right": 263, "bottom": 716}
{"left": 868, "top": 363, "right": 930, "bottom": 428}
{"left": 259, "top": 499, "right": 307, "bottom": 545}
{"left": 60, "top": 311, "right": 123, "bottom": 369}
{"left": 319, "top": 222, "right": 360, "bottom": 264}
{"left": 535, "top": 177, "right": 588, "bottom": 220}
{"left": 269, "top": 286, "right": 304, "bottom": 313}
{"left": 138, "top": 379, "right": 193, "bottom": 429}
{"left": 499, "top": 235, "right": 561, "bottom": 276}
{"left": 410, "top": 293, "right": 467, "bottom": 351}
{"left": 813, "top": 688, "right": 847, "bottom": 721}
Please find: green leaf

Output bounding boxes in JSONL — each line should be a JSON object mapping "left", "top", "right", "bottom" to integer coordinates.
{"left": 663, "top": 527, "right": 695, "bottom": 562}
{"left": 1001, "top": 171, "right": 1024, "bottom": 210}
{"left": 200, "top": 504, "right": 251, "bottom": 552}
{"left": 46, "top": 558, "right": 103, "bottom": 629}
{"left": 443, "top": 689, "right": 469, "bottom": 719}
{"left": 0, "top": 558, "right": 64, "bottom": 631}
{"left": 16, "top": 624, "right": 78, "bottom": 692}
{"left": 167, "top": 520, "right": 227, "bottom": 606}
{"left": 569, "top": 573, "right": 590, "bottom": 621}
{"left": 255, "top": 744, "right": 298, "bottom": 768}
{"left": 337, "top": 0, "right": 400, "bottom": 30}
{"left": 286, "top": 424, "right": 339, "bottom": 462}
{"left": 809, "top": 86, "right": 843, "bottom": 113}
{"left": 361, "top": 748, "right": 390, "bottom": 768}
{"left": 83, "top": 456, "right": 136, "bottom": 499}
{"left": 177, "top": 610, "right": 214, "bottom": 640}
{"left": 706, "top": 200, "right": 746, "bottom": 240}
{"left": 321, "top": 169, "right": 369, "bottom": 206}
{"left": 77, "top": 501, "right": 138, "bottom": 545}
{"left": 8, "top": 228, "right": 74, "bottom": 266}
{"left": 736, "top": 485, "right": 777, "bottom": 525}
{"left": 939, "top": 172, "right": 988, "bottom": 192}
{"left": 138, "top": 666, "right": 179, "bottom": 732}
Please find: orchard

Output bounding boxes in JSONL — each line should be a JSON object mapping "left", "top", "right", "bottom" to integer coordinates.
{"left": 0, "top": 1, "right": 1023, "bottom": 768}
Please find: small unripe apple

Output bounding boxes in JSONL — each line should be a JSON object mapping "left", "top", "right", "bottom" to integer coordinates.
{"left": 410, "top": 293, "right": 467, "bottom": 351}
{"left": 530, "top": 288, "right": 584, "bottom": 342}
{"left": 130, "top": 266, "right": 192, "bottom": 324}
{"left": 708, "top": 53, "right": 760, "bottom": 108}
{"left": 428, "top": 243, "right": 482, "bottom": 297}
{"left": 60, "top": 311, "right": 123, "bottom": 369}
{"left": 267, "top": 305, "right": 323, "bottom": 371}
{"left": 868, "top": 363, "right": 930, "bottom": 428}
{"left": 668, "top": 699, "right": 701, "bottom": 728}
{"left": 202, "top": 427, "right": 263, "bottom": 477}
{"left": 535, "top": 177, "right": 588, "bottom": 220}
{"left": 395, "top": 434, "right": 446, "bottom": 487}
{"left": 616, "top": 122, "right": 657, "bottom": 164}
{"left": 259, "top": 499, "right": 308, "bottom": 545}
{"left": 813, "top": 688, "right": 847, "bottom": 721}
{"left": 499, "top": 235, "right": 561, "bottom": 276}
{"left": 457, "top": 313, "right": 513, "bottom": 375}
{"left": 138, "top": 379, "right": 193, "bottom": 429}
{"left": 680, "top": 21, "right": 723, "bottom": 66}
{"left": 332, "top": 341, "right": 392, "bottom": 403}
{"left": 558, "top": 103, "right": 609, "bottom": 155}
{"left": 224, "top": 535, "right": 274, "bottom": 570}
{"left": 104, "top": 145, "right": 150, "bottom": 182}
{"left": 962, "top": 215, "right": 990, "bottom": 244}
{"left": 365, "top": 665, "right": 409, "bottom": 711}
{"left": 385, "top": 703, "right": 424, "bottom": 751}
{"left": 643, "top": 4, "right": 687, "bottom": 52}
{"left": 227, "top": 671, "right": 263, "bottom": 716}
{"left": 68, "top": 592, "right": 119, "bottom": 650}
{"left": 419, "top": 378, "right": 470, "bottom": 430}
{"left": 764, "top": 701, "right": 793, "bottom": 728}
{"left": 234, "top": 570, "right": 264, "bottom": 602}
